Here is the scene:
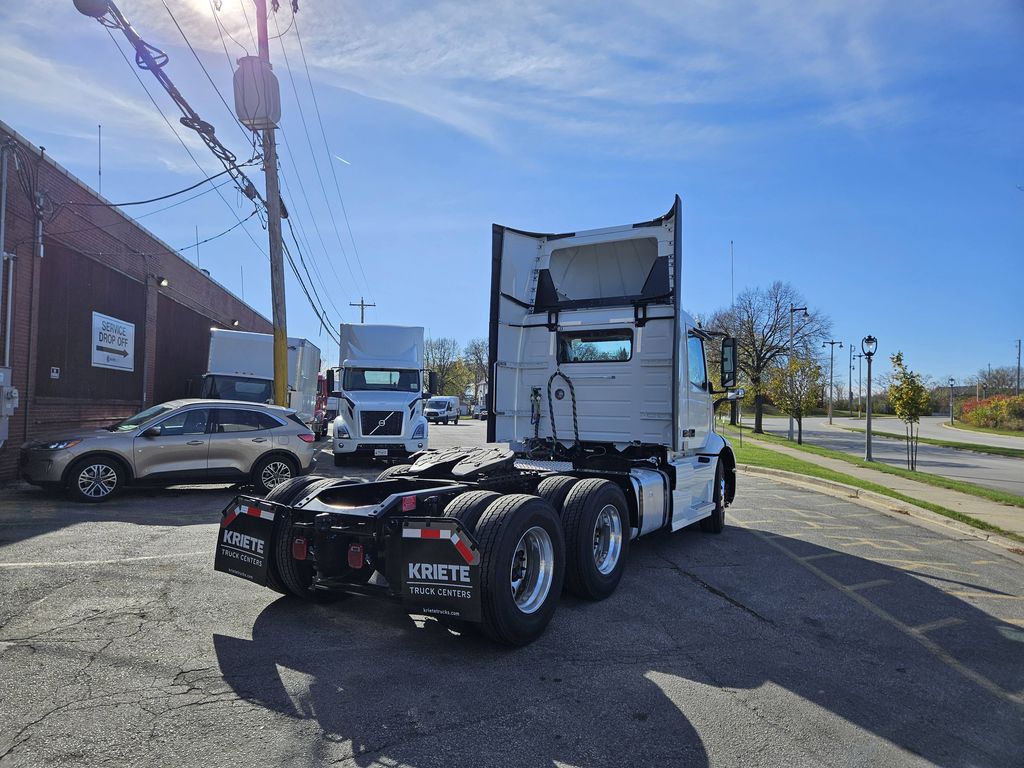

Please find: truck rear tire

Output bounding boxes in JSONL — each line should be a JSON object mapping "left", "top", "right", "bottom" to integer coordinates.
{"left": 443, "top": 490, "right": 501, "bottom": 533}
{"left": 536, "top": 475, "right": 578, "bottom": 515}
{"left": 474, "top": 494, "right": 565, "bottom": 646}
{"left": 560, "top": 479, "right": 629, "bottom": 600}
{"left": 260, "top": 475, "right": 327, "bottom": 594}
{"left": 376, "top": 463, "right": 414, "bottom": 481}
{"left": 699, "top": 461, "right": 726, "bottom": 534}
{"left": 272, "top": 478, "right": 347, "bottom": 601}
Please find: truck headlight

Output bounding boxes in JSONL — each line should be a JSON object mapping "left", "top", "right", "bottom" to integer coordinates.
{"left": 412, "top": 423, "right": 425, "bottom": 439}
{"left": 336, "top": 424, "right": 350, "bottom": 438}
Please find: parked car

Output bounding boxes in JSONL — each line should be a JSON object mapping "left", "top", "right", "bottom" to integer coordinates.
{"left": 475, "top": 405, "right": 489, "bottom": 420}
{"left": 423, "top": 396, "right": 461, "bottom": 425}
{"left": 19, "top": 399, "right": 317, "bottom": 503}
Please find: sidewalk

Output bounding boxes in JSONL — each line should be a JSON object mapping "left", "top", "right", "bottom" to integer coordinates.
{"left": 740, "top": 436, "right": 1024, "bottom": 539}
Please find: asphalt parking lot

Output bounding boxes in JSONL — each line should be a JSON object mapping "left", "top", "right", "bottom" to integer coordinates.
{"left": 1, "top": 420, "right": 1022, "bottom": 767}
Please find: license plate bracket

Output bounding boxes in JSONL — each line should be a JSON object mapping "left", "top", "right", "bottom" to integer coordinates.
{"left": 374, "top": 448, "right": 388, "bottom": 457}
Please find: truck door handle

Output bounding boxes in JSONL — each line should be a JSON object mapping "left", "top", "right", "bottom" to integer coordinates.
{"left": 187, "top": 440, "right": 205, "bottom": 446}
{"left": 251, "top": 437, "right": 267, "bottom": 443}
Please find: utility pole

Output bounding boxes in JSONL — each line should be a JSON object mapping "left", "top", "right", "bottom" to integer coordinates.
{"left": 1016, "top": 339, "right": 1021, "bottom": 397}
{"left": 730, "top": 240, "right": 734, "bottom": 308}
{"left": 349, "top": 297, "right": 376, "bottom": 324}
{"left": 253, "top": 0, "right": 288, "bottom": 407}
{"left": 854, "top": 352, "right": 865, "bottom": 418}
{"left": 822, "top": 340, "right": 843, "bottom": 424}
{"left": 848, "top": 342, "right": 855, "bottom": 413}
{"left": 788, "top": 302, "right": 807, "bottom": 441}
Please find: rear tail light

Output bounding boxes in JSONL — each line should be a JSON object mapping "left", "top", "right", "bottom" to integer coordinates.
{"left": 298, "top": 433, "right": 316, "bottom": 443}
{"left": 348, "top": 543, "right": 364, "bottom": 570}
{"left": 292, "top": 537, "right": 308, "bottom": 560}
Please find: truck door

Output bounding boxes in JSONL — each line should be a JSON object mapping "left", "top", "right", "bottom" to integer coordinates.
{"left": 685, "top": 332, "right": 711, "bottom": 451}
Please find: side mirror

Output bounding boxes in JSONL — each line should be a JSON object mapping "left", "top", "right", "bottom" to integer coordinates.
{"left": 720, "top": 337, "right": 737, "bottom": 389}
{"left": 326, "top": 368, "right": 335, "bottom": 393}
{"left": 428, "top": 371, "right": 438, "bottom": 396}
{"left": 142, "top": 426, "right": 161, "bottom": 438}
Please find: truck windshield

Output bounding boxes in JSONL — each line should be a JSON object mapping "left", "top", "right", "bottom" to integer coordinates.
{"left": 343, "top": 368, "right": 420, "bottom": 392}
{"left": 201, "top": 375, "right": 273, "bottom": 404}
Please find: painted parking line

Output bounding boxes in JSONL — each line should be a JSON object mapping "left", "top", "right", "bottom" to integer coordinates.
{"left": 0, "top": 552, "right": 206, "bottom": 568}
{"left": 734, "top": 520, "right": 1024, "bottom": 707}
{"left": 913, "top": 617, "right": 966, "bottom": 634}
{"left": 845, "top": 579, "right": 893, "bottom": 591}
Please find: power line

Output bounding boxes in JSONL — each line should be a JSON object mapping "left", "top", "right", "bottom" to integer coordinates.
{"left": 273, "top": 13, "right": 364, "bottom": 295}
{"left": 294, "top": 16, "right": 372, "bottom": 298}
{"left": 64, "top": 162, "right": 253, "bottom": 207}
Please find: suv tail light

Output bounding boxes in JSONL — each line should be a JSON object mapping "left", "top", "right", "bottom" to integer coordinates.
{"left": 298, "top": 433, "right": 316, "bottom": 443}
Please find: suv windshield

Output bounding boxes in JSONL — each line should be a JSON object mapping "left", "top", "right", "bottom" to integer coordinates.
{"left": 108, "top": 404, "right": 176, "bottom": 432}
{"left": 343, "top": 368, "right": 420, "bottom": 392}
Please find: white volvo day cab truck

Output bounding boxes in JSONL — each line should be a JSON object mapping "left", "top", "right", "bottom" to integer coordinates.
{"left": 215, "top": 198, "right": 741, "bottom": 645}
{"left": 199, "top": 329, "right": 321, "bottom": 429}
{"left": 329, "top": 324, "right": 431, "bottom": 465}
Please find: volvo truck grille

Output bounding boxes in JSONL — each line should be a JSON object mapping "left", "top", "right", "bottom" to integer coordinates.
{"left": 360, "top": 411, "right": 403, "bottom": 436}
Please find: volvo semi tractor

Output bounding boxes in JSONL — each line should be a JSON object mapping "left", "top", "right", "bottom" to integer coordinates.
{"left": 199, "top": 330, "right": 320, "bottom": 429}
{"left": 329, "top": 324, "right": 431, "bottom": 464}
{"left": 215, "top": 197, "right": 741, "bottom": 645}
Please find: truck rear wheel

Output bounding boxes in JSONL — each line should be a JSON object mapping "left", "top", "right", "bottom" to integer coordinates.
{"left": 273, "top": 478, "right": 347, "bottom": 601}
{"left": 443, "top": 490, "right": 500, "bottom": 533}
{"left": 699, "top": 461, "right": 726, "bottom": 533}
{"left": 561, "top": 479, "right": 629, "bottom": 600}
{"left": 536, "top": 475, "right": 578, "bottom": 515}
{"left": 261, "top": 475, "right": 326, "bottom": 594}
{"left": 474, "top": 494, "right": 564, "bottom": 646}
{"left": 376, "top": 463, "right": 414, "bottom": 481}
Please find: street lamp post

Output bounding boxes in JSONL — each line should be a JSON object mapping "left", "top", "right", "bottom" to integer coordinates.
{"left": 788, "top": 302, "right": 808, "bottom": 440}
{"left": 862, "top": 336, "right": 877, "bottom": 461}
{"left": 848, "top": 343, "right": 855, "bottom": 414}
{"left": 823, "top": 340, "right": 843, "bottom": 424}
{"left": 948, "top": 376, "right": 955, "bottom": 427}
{"left": 854, "top": 352, "right": 865, "bottom": 418}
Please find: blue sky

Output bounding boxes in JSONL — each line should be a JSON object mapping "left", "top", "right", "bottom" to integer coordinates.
{"left": 2, "top": 0, "right": 1021, "bottom": 384}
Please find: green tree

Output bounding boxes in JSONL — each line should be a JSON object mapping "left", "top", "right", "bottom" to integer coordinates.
{"left": 463, "top": 338, "right": 488, "bottom": 404}
{"left": 888, "top": 351, "right": 931, "bottom": 470}
{"left": 766, "top": 358, "right": 822, "bottom": 444}
{"left": 424, "top": 337, "right": 461, "bottom": 394}
{"left": 444, "top": 359, "right": 475, "bottom": 399}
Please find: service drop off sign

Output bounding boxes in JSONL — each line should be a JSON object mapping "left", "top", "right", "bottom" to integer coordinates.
{"left": 91, "top": 311, "right": 135, "bottom": 372}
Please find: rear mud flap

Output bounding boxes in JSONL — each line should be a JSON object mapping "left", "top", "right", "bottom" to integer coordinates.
{"left": 399, "top": 518, "right": 482, "bottom": 623}
{"left": 214, "top": 496, "right": 279, "bottom": 586}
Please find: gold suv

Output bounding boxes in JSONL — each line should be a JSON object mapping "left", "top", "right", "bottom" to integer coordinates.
{"left": 19, "top": 399, "right": 318, "bottom": 503}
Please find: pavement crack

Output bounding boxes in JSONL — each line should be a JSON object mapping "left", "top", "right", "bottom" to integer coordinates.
{"left": 654, "top": 549, "right": 776, "bottom": 626}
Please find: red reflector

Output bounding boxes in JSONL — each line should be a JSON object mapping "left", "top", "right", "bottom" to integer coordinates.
{"left": 348, "top": 543, "right": 364, "bottom": 570}
{"left": 292, "top": 537, "right": 308, "bottom": 560}
{"left": 401, "top": 496, "right": 417, "bottom": 512}
{"left": 298, "top": 433, "right": 316, "bottom": 443}
{"left": 420, "top": 527, "right": 441, "bottom": 539}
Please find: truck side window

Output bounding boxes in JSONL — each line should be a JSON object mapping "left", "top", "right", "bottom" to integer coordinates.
{"left": 557, "top": 329, "right": 632, "bottom": 363}
{"left": 687, "top": 335, "right": 707, "bottom": 390}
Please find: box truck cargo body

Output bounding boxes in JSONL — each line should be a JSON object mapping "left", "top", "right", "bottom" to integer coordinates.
{"left": 331, "top": 324, "right": 429, "bottom": 463}
{"left": 200, "top": 329, "right": 320, "bottom": 427}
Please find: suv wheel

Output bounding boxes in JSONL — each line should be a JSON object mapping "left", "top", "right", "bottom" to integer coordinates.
{"left": 67, "top": 457, "right": 125, "bottom": 503}
{"left": 253, "top": 454, "right": 298, "bottom": 495}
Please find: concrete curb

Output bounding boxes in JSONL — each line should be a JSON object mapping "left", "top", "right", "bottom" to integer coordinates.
{"left": 737, "top": 463, "right": 1024, "bottom": 557}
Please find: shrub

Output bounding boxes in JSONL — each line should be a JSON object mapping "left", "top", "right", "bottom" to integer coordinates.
{"left": 960, "top": 394, "right": 1024, "bottom": 431}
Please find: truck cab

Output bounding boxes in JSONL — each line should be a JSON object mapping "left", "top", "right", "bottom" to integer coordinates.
{"left": 488, "top": 195, "right": 738, "bottom": 530}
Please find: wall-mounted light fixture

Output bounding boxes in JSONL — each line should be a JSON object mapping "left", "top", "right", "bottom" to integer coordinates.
{"left": 231, "top": 319, "right": 240, "bottom": 327}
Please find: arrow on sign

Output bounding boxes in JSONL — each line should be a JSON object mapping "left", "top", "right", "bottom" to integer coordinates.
{"left": 96, "top": 345, "right": 129, "bottom": 357}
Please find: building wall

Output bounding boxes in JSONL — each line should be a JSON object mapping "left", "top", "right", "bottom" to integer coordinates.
{"left": 0, "top": 120, "right": 272, "bottom": 483}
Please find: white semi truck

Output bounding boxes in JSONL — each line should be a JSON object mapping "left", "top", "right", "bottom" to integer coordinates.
{"left": 328, "top": 324, "right": 431, "bottom": 465}
{"left": 199, "top": 329, "right": 321, "bottom": 428}
{"left": 215, "top": 198, "right": 741, "bottom": 645}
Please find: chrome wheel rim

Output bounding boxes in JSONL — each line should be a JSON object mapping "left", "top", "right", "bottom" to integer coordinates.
{"left": 261, "top": 461, "right": 292, "bottom": 489}
{"left": 593, "top": 503, "right": 623, "bottom": 575}
{"left": 510, "top": 525, "right": 555, "bottom": 614}
{"left": 719, "top": 474, "right": 726, "bottom": 506}
{"left": 78, "top": 464, "right": 117, "bottom": 498}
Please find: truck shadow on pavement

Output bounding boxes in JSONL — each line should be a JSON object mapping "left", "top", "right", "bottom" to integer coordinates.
{"left": 212, "top": 528, "right": 1024, "bottom": 767}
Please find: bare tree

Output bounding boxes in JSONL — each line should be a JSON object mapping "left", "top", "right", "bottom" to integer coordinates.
{"left": 707, "top": 281, "right": 832, "bottom": 433}
{"left": 424, "top": 337, "right": 462, "bottom": 395}
{"left": 464, "top": 338, "right": 488, "bottom": 404}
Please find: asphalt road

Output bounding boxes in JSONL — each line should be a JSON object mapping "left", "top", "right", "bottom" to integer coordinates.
{"left": 1, "top": 425, "right": 1022, "bottom": 767}
{"left": 758, "top": 416, "right": 1024, "bottom": 496}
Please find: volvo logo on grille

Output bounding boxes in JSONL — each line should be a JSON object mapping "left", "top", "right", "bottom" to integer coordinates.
{"left": 378, "top": 419, "right": 386, "bottom": 427}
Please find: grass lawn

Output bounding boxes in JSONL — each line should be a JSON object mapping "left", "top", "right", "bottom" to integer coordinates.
{"left": 836, "top": 425, "right": 1024, "bottom": 460}
{"left": 722, "top": 424, "right": 1024, "bottom": 510}
{"left": 730, "top": 439, "right": 1024, "bottom": 545}
{"left": 948, "top": 421, "right": 1024, "bottom": 439}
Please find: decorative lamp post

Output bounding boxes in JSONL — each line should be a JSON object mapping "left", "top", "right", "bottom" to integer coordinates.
{"left": 823, "top": 340, "right": 843, "bottom": 424}
{"left": 948, "top": 376, "right": 955, "bottom": 427}
{"left": 788, "top": 303, "right": 809, "bottom": 440}
{"left": 862, "top": 335, "right": 877, "bottom": 461}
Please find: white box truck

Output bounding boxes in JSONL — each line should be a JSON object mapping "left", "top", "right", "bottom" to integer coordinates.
{"left": 330, "top": 324, "right": 430, "bottom": 464}
{"left": 200, "top": 329, "right": 321, "bottom": 428}
{"left": 216, "top": 197, "right": 743, "bottom": 646}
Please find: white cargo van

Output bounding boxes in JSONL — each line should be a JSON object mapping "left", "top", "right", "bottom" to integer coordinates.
{"left": 423, "top": 396, "right": 461, "bottom": 425}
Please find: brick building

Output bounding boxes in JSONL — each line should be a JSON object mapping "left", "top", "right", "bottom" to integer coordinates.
{"left": 0, "top": 120, "right": 272, "bottom": 483}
